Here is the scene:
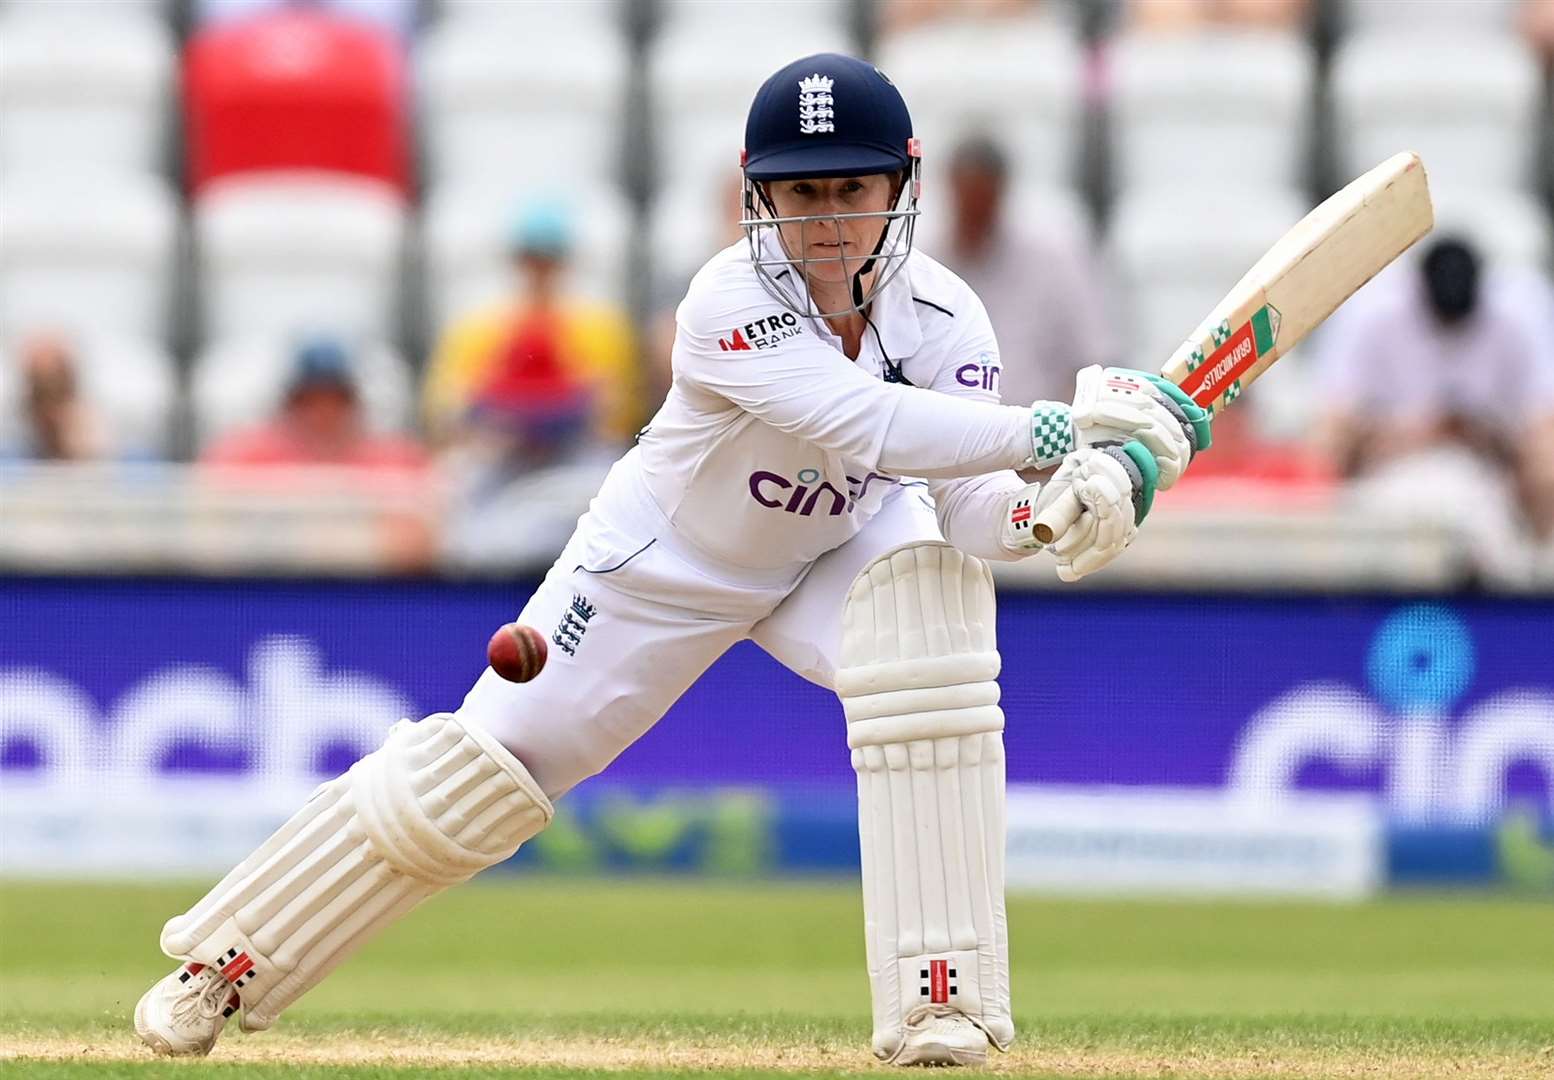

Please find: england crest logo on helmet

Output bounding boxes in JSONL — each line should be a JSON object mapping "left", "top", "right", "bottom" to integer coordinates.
{"left": 797, "top": 74, "right": 835, "bottom": 135}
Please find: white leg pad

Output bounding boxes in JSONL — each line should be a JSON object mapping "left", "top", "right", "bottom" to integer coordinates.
{"left": 838, "top": 541, "right": 1014, "bottom": 1061}
{"left": 159, "top": 712, "right": 553, "bottom": 1031}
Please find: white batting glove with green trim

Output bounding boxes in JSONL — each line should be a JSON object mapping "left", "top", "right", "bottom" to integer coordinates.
{"left": 1070, "top": 366, "right": 1208, "bottom": 490}
{"left": 1002, "top": 447, "right": 1141, "bottom": 580}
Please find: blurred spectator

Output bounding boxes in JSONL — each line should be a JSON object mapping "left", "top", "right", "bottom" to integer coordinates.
{"left": 184, "top": 9, "right": 409, "bottom": 194}
{"left": 881, "top": 0, "right": 1042, "bottom": 33}
{"left": 1524, "top": 0, "right": 1554, "bottom": 67}
{"left": 1128, "top": 0, "right": 1309, "bottom": 30}
{"left": 202, "top": 340, "right": 427, "bottom": 471}
{"left": 1314, "top": 236, "right": 1554, "bottom": 543}
{"left": 423, "top": 200, "right": 639, "bottom": 462}
{"left": 429, "top": 203, "right": 637, "bottom": 569}
{"left": 11, "top": 335, "right": 103, "bottom": 462}
{"left": 936, "top": 135, "right": 1115, "bottom": 405}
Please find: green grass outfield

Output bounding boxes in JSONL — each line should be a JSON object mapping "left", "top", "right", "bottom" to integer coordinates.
{"left": 1, "top": 879, "right": 1550, "bottom": 1079}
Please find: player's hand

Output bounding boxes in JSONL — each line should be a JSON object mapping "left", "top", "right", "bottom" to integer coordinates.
{"left": 1002, "top": 444, "right": 1156, "bottom": 580}
{"left": 1069, "top": 366, "right": 1211, "bottom": 489}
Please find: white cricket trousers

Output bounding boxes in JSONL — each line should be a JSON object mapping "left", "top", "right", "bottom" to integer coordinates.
{"left": 455, "top": 464, "right": 941, "bottom": 799}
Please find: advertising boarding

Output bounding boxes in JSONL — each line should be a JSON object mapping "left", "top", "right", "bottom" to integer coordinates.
{"left": 3, "top": 578, "right": 1550, "bottom": 893}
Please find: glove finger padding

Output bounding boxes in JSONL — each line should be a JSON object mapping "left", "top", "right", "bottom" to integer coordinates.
{"left": 1046, "top": 448, "right": 1139, "bottom": 581}
{"left": 1071, "top": 366, "right": 1194, "bottom": 489}
{"left": 1059, "top": 532, "right": 1135, "bottom": 582}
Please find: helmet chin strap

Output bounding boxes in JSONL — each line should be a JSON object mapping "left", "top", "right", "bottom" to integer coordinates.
{"left": 850, "top": 171, "right": 909, "bottom": 310}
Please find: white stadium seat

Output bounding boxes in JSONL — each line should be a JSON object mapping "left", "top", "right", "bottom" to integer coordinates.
{"left": 0, "top": 172, "right": 178, "bottom": 346}
{"left": 191, "top": 338, "right": 414, "bottom": 450}
{"left": 421, "top": 183, "right": 633, "bottom": 338}
{"left": 0, "top": 336, "right": 177, "bottom": 459}
{"left": 876, "top": 16, "right": 1083, "bottom": 193}
{"left": 1428, "top": 187, "right": 1553, "bottom": 272}
{"left": 1106, "top": 185, "right": 1312, "bottom": 362}
{"left": 436, "top": 0, "right": 623, "bottom": 29}
{"left": 194, "top": 173, "right": 407, "bottom": 343}
{"left": 0, "top": 0, "right": 171, "bottom": 19}
{"left": 646, "top": 22, "right": 852, "bottom": 194}
{"left": 1341, "top": 0, "right": 1522, "bottom": 32}
{"left": 1332, "top": 30, "right": 1541, "bottom": 194}
{"left": 1110, "top": 29, "right": 1314, "bottom": 193}
{"left": 418, "top": 14, "right": 628, "bottom": 191}
{"left": 656, "top": 0, "right": 851, "bottom": 35}
{"left": 0, "top": 11, "right": 176, "bottom": 175}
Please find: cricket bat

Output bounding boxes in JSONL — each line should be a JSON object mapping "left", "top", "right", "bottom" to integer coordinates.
{"left": 1032, "top": 150, "right": 1434, "bottom": 545}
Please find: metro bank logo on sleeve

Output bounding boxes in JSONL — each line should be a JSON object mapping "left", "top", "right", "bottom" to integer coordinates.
{"left": 718, "top": 312, "right": 802, "bottom": 352}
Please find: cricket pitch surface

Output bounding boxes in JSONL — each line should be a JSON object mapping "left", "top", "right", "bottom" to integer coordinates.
{"left": 3, "top": 880, "right": 1549, "bottom": 1079}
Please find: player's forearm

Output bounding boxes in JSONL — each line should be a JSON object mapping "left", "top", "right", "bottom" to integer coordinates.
{"left": 878, "top": 390, "right": 1033, "bottom": 478}
{"left": 928, "top": 472, "right": 1031, "bottom": 562}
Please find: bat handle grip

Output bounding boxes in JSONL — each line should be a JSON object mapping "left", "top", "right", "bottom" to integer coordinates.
{"left": 1032, "top": 490, "right": 1082, "bottom": 545}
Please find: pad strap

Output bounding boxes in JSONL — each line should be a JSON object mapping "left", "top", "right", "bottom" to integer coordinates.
{"left": 159, "top": 713, "right": 552, "bottom": 1030}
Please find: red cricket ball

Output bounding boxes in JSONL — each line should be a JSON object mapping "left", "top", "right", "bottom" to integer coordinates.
{"left": 486, "top": 623, "right": 547, "bottom": 683}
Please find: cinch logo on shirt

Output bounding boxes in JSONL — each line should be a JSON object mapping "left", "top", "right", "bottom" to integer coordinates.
{"left": 747, "top": 468, "right": 898, "bottom": 517}
{"left": 955, "top": 352, "right": 1001, "bottom": 392}
{"left": 719, "top": 311, "right": 802, "bottom": 352}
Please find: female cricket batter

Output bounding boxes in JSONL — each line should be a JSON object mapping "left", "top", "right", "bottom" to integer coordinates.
{"left": 136, "top": 54, "right": 1208, "bottom": 1067}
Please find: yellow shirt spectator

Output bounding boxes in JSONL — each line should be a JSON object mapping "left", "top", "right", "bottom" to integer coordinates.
{"left": 424, "top": 297, "right": 639, "bottom": 444}
{"left": 423, "top": 199, "right": 640, "bottom": 448}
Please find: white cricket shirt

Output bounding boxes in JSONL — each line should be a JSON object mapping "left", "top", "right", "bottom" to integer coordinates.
{"left": 633, "top": 236, "right": 1036, "bottom": 572}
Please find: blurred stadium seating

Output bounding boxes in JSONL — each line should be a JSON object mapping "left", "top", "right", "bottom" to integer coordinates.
{"left": 876, "top": 12, "right": 1082, "bottom": 193}
{"left": 0, "top": 8, "right": 176, "bottom": 175}
{"left": 1109, "top": 28, "right": 1314, "bottom": 193}
{"left": 418, "top": 6, "right": 628, "bottom": 192}
{"left": 0, "top": 0, "right": 1550, "bottom": 582}
{"left": 0, "top": 171, "right": 179, "bottom": 345}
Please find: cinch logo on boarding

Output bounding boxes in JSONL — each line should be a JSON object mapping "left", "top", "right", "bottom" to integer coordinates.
{"left": 955, "top": 352, "right": 1001, "bottom": 392}
{"left": 748, "top": 468, "right": 898, "bottom": 517}
{"left": 719, "top": 311, "right": 802, "bottom": 352}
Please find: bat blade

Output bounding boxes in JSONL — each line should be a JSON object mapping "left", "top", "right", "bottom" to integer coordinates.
{"left": 1161, "top": 151, "right": 1434, "bottom": 414}
{"left": 1031, "top": 152, "right": 1434, "bottom": 546}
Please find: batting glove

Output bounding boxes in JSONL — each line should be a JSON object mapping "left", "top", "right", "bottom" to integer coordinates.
{"left": 1003, "top": 442, "right": 1159, "bottom": 581}
{"left": 1070, "top": 366, "right": 1212, "bottom": 489}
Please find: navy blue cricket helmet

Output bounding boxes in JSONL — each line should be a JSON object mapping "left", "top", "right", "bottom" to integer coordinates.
{"left": 743, "top": 53, "right": 915, "bottom": 181}
{"left": 740, "top": 53, "right": 922, "bottom": 318}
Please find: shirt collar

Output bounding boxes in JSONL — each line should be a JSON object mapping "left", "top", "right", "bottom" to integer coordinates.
{"left": 755, "top": 231, "right": 923, "bottom": 360}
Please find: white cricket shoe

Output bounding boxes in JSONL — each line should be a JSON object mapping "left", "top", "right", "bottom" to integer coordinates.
{"left": 134, "top": 962, "right": 241, "bottom": 1057}
{"left": 892, "top": 1004, "right": 991, "bottom": 1067}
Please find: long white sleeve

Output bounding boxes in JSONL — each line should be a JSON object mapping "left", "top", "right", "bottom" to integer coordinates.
{"left": 878, "top": 392, "right": 1032, "bottom": 478}
{"left": 928, "top": 472, "right": 1030, "bottom": 562}
{"left": 677, "top": 326, "right": 1032, "bottom": 477}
